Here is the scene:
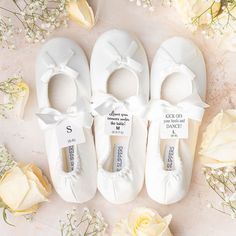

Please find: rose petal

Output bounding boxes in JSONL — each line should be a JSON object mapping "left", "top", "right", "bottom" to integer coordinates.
{"left": 200, "top": 110, "right": 236, "bottom": 150}
{"left": 23, "top": 163, "right": 51, "bottom": 197}
{"left": 0, "top": 166, "right": 29, "bottom": 210}
{"left": 112, "top": 219, "right": 131, "bottom": 236}
{"left": 14, "top": 81, "right": 29, "bottom": 119}
{"left": 16, "top": 179, "right": 48, "bottom": 211}
{"left": 137, "top": 222, "right": 166, "bottom": 236}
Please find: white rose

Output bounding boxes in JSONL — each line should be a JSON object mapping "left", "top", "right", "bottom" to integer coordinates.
{"left": 200, "top": 110, "right": 236, "bottom": 168}
{"left": 66, "top": 0, "right": 95, "bottom": 29}
{"left": 0, "top": 163, "right": 51, "bottom": 216}
{"left": 112, "top": 207, "right": 173, "bottom": 236}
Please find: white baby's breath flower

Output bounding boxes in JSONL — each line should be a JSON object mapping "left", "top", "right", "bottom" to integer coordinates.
{"left": 128, "top": 0, "right": 154, "bottom": 11}
{"left": 0, "top": 0, "right": 68, "bottom": 48}
{"left": 219, "top": 186, "right": 225, "bottom": 193}
{"left": 60, "top": 207, "right": 107, "bottom": 235}
{"left": 229, "top": 192, "right": 236, "bottom": 202}
{"left": 207, "top": 203, "right": 213, "bottom": 208}
{"left": 174, "top": 0, "right": 221, "bottom": 26}
{"left": 0, "top": 76, "right": 29, "bottom": 119}
{"left": 212, "top": 179, "right": 219, "bottom": 185}
{"left": 225, "top": 195, "right": 230, "bottom": 203}
{"left": 231, "top": 213, "right": 236, "bottom": 219}
{"left": 206, "top": 174, "right": 211, "bottom": 180}
{"left": 225, "top": 166, "right": 235, "bottom": 173}
{"left": 223, "top": 172, "right": 229, "bottom": 177}
{"left": 211, "top": 169, "right": 216, "bottom": 175}
{"left": 232, "top": 177, "right": 236, "bottom": 183}
{"left": 0, "top": 146, "right": 16, "bottom": 177}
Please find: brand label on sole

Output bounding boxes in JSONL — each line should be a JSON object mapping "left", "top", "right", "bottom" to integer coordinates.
{"left": 164, "top": 145, "right": 175, "bottom": 171}
{"left": 113, "top": 144, "right": 126, "bottom": 172}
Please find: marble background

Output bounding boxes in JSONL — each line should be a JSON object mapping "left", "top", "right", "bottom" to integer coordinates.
{"left": 1, "top": 0, "right": 236, "bottom": 235}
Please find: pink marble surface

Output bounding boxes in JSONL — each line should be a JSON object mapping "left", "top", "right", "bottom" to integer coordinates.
{"left": 1, "top": 0, "right": 236, "bottom": 235}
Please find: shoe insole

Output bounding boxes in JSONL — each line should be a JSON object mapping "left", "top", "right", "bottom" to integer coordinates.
{"left": 105, "top": 69, "right": 137, "bottom": 172}
{"left": 108, "top": 69, "right": 137, "bottom": 100}
{"left": 49, "top": 74, "right": 77, "bottom": 112}
{"left": 49, "top": 74, "right": 78, "bottom": 173}
{"left": 161, "top": 72, "right": 192, "bottom": 104}
{"left": 160, "top": 72, "right": 192, "bottom": 170}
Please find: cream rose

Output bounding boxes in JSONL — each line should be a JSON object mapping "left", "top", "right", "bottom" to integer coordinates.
{"left": 67, "top": 0, "right": 95, "bottom": 29}
{"left": 200, "top": 110, "right": 236, "bottom": 168}
{"left": 13, "top": 80, "right": 29, "bottom": 119}
{"left": 112, "top": 207, "right": 173, "bottom": 236}
{"left": 174, "top": 0, "right": 221, "bottom": 26}
{"left": 0, "top": 163, "right": 51, "bottom": 216}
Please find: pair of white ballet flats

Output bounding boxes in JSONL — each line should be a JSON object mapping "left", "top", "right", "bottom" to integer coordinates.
{"left": 35, "top": 29, "right": 208, "bottom": 205}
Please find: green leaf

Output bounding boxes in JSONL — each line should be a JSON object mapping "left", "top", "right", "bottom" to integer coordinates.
{"left": 0, "top": 200, "right": 6, "bottom": 208}
{"left": 2, "top": 207, "right": 15, "bottom": 227}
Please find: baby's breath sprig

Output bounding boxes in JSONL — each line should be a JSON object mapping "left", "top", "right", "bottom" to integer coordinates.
{"left": 60, "top": 207, "right": 108, "bottom": 236}
{"left": 128, "top": 0, "right": 154, "bottom": 11}
{"left": 203, "top": 166, "right": 236, "bottom": 219}
{"left": 0, "top": 145, "right": 16, "bottom": 178}
{"left": 0, "top": 16, "right": 16, "bottom": 49}
{"left": 189, "top": 0, "right": 236, "bottom": 37}
{"left": 0, "top": 145, "right": 17, "bottom": 226}
{"left": 0, "top": 76, "right": 28, "bottom": 118}
{"left": 0, "top": 0, "right": 68, "bottom": 48}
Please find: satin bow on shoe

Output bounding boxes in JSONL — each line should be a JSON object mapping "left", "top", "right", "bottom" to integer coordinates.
{"left": 41, "top": 49, "right": 79, "bottom": 83}
{"left": 146, "top": 90, "right": 208, "bottom": 122}
{"left": 146, "top": 47, "right": 209, "bottom": 122}
{"left": 91, "top": 92, "right": 147, "bottom": 118}
{"left": 157, "top": 47, "right": 197, "bottom": 82}
{"left": 36, "top": 98, "right": 93, "bottom": 130}
{"left": 105, "top": 40, "right": 143, "bottom": 74}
